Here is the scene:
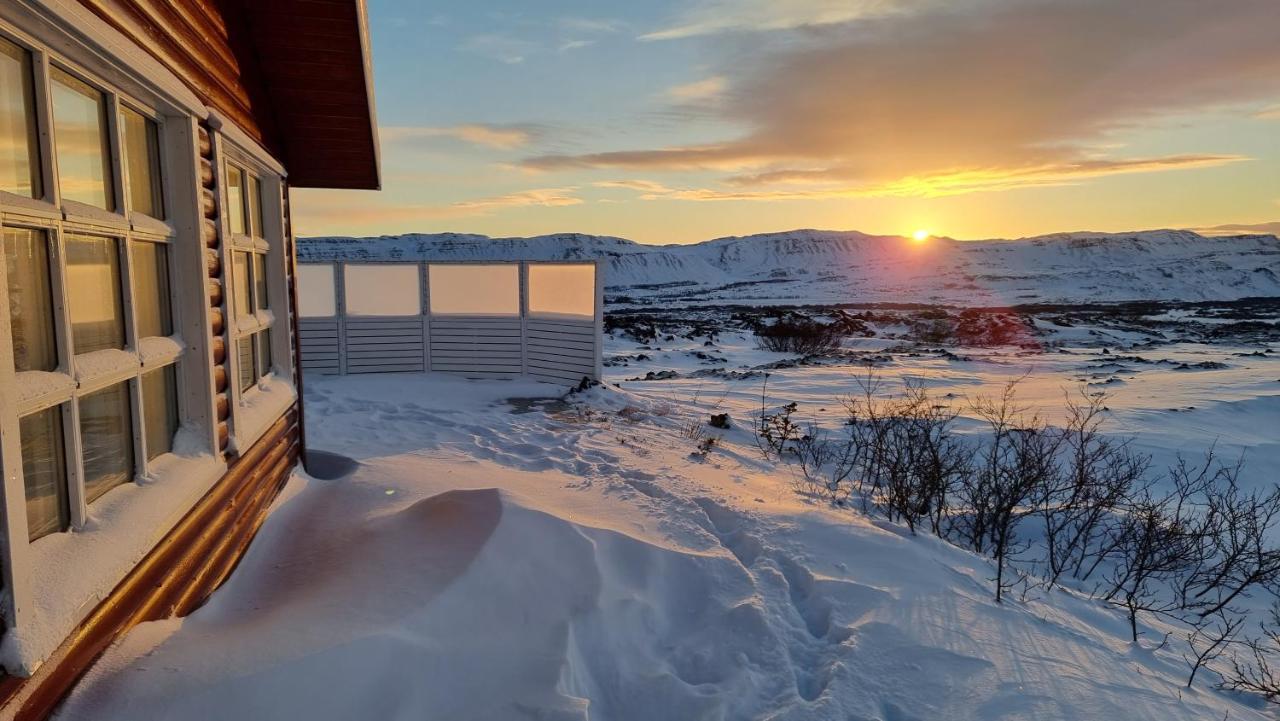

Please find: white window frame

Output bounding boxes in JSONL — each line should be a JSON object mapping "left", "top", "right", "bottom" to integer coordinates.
{"left": 0, "top": 20, "right": 216, "bottom": 632}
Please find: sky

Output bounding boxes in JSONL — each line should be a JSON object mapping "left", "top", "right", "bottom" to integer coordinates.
{"left": 290, "top": 0, "right": 1280, "bottom": 244}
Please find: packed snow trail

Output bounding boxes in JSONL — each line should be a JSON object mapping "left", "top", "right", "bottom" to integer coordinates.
{"left": 57, "top": 373, "right": 1272, "bottom": 720}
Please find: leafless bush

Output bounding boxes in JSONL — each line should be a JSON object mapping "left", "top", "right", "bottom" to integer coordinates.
{"left": 755, "top": 319, "right": 845, "bottom": 355}
{"left": 1223, "top": 603, "right": 1280, "bottom": 704}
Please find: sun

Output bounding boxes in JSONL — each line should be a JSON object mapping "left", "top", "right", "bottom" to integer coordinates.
{"left": 912, "top": 229, "right": 931, "bottom": 242}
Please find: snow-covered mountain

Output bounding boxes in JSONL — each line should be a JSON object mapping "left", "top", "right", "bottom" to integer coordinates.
{"left": 297, "top": 229, "right": 1280, "bottom": 306}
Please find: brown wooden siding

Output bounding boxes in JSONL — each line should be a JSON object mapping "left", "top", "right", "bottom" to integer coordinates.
{"left": 0, "top": 408, "right": 300, "bottom": 721}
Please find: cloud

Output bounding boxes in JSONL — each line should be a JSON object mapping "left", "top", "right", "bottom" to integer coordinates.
{"left": 1188, "top": 221, "right": 1280, "bottom": 237}
{"left": 461, "top": 33, "right": 535, "bottom": 64}
{"left": 291, "top": 187, "right": 584, "bottom": 234}
{"left": 641, "top": 0, "right": 924, "bottom": 40}
{"left": 558, "top": 39, "right": 596, "bottom": 53}
{"left": 452, "top": 187, "right": 583, "bottom": 210}
{"left": 594, "top": 180, "right": 677, "bottom": 193}
{"left": 666, "top": 76, "right": 727, "bottom": 102}
{"left": 1255, "top": 105, "right": 1280, "bottom": 120}
{"left": 383, "top": 124, "right": 538, "bottom": 150}
{"left": 530, "top": 0, "right": 1280, "bottom": 200}
{"left": 559, "top": 17, "right": 623, "bottom": 34}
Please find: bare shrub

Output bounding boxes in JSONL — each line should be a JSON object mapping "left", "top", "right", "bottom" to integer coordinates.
{"left": 755, "top": 319, "right": 845, "bottom": 355}
{"left": 1224, "top": 603, "right": 1280, "bottom": 704}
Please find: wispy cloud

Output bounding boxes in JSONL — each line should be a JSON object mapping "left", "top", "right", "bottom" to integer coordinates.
{"left": 558, "top": 39, "right": 596, "bottom": 53}
{"left": 1188, "top": 221, "right": 1280, "bottom": 237}
{"left": 461, "top": 33, "right": 536, "bottom": 64}
{"left": 383, "top": 124, "right": 540, "bottom": 151}
{"left": 641, "top": 0, "right": 926, "bottom": 40}
{"left": 529, "top": 0, "right": 1280, "bottom": 200}
{"left": 666, "top": 76, "right": 727, "bottom": 102}
{"left": 453, "top": 187, "right": 583, "bottom": 210}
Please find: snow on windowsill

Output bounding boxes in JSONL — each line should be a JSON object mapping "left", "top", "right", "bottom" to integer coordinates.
{"left": 233, "top": 374, "right": 297, "bottom": 454}
{"left": 0, "top": 428, "right": 226, "bottom": 676}
{"left": 138, "top": 336, "right": 184, "bottom": 368}
{"left": 14, "top": 371, "right": 76, "bottom": 409}
{"left": 74, "top": 349, "right": 140, "bottom": 387}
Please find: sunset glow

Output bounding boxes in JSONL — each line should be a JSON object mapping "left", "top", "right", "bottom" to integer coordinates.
{"left": 912, "top": 230, "right": 931, "bottom": 242}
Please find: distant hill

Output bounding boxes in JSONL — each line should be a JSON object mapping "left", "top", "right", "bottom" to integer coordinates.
{"left": 297, "top": 229, "right": 1280, "bottom": 306}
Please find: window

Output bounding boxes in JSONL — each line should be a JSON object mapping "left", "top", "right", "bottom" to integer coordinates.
{"left": 345, "top": 264, "right": 421, "bottom": 316}
{"left": 4, "top": 228, "right": 57, "bottom": 372}
{"left": 65, "top": 235, "right": 124, "bottom": 354}
{"left": 21, "top": 406, "right": 68, "bottom": 542}
{"left": 79, "top": 382, "right": 133, "bottom": 504}
{"left": 298, "top": 264, "right": 336, "bottom": 317}
{"left": 50, "top": 66, "right": 113, "bottom": 210}
{"left": 120, "top": 105, "right": 163, "bottom": 219}
{"left": 428, "top": 264, "right": 520, "bottom": 316}
{"left": 131, "top": 240, "right": 171, "bottom": 338}
{"left": 528, "top": 264, "right": 596, "bottom": 319}
{"left": 225, "top": 161, "right": 276, "bottom": 396}
{"left": 141, "top": 365, "right": 177, "bottom": 460}
{"left": 0, "top": 36, "right": 40, "bottom": 198}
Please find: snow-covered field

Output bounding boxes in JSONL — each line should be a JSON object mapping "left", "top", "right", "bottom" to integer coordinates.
{"left": 57, "top": 324, "right": 1279, "bottom": 720}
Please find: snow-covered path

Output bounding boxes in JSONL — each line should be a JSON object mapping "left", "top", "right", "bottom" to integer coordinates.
{"left": 57, "top": 370, "right": 1274, "bottom": 720}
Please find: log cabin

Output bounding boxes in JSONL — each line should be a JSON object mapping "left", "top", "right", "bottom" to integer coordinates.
{"left": 0, "top": 1, "right": 379, "bottom": 717}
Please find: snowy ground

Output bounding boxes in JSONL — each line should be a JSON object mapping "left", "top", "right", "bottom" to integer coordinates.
{"left": 57, "top": 330, "right": 1279, "bottom": 720}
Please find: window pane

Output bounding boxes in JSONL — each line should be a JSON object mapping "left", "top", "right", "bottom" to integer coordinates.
{"left": 80, "top": 381, "right": 133, "bottom": 504}
{"left": 51, "top": 67, "right": 113, "bottom": 210}
{"left": 248, "top": 175, "right": 263, "bottom": 238}
{"left": 142, "top": 365, "right": 178, "bottom": 461}
{"left": 233, "top": 251, "right": 251, "bottom": 318}
{"left": 528, "top": 264, "right": 595, "bottom": 319}
{"left": 225, "top": 164, "right": 245, "bottom": 235}
{"left": 0, "top": 37, "right": 41, "bottom": 198}
{"left": 4, "top": 228, "right": 58, "bottom": 371}
{"left": 253, "top": 253, "right": 269, "bottom": 311}
{"left": 66, "top": 235, "right": 124, "bottom": 354}
{"left": 237, "top": 336, "right": 255, "bottom": 392}
{"left": 345, "top": 264, "right": 420, "bottom": 316}
{"left": 427, "top": 264, "right": 519, "bottom": 316}
{"left": 21, "top": 406, "right": 68, "bottom": 542}
{"left": 132, "top": 241, "right": 172, "bottom": 338}
{"left": 121, "top": 106, "right": 163, "bottom": 219}
{"left": 298, "top": 264, "right": 336, "bottom": 317}
{"left": 255, "top": 329, "right": 272, "bottom": 378}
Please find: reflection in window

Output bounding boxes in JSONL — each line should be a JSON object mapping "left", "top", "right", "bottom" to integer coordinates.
{"left": 142, "top": 365, "right": 178, "bottom": 460}
{"left": 248, "top": 175, "right": 264, "bottom": 238}
{"left": 21, "top": 406, "right": 68, "bottom": 542}
{"left": 233, "top": 251, "right": 251, "bottom": 317}
{"left": 345, "top": 264, "right": 421, "bottom": 316}
{"left": 79, "top": 381, "right": 133, "bottom": 504}
{"left": 298, "top": 264, "right": 336, "bottom": 317}
{"left": 253, "top": 254, "right": 269, "bottom": 311}
{"left": 132, "top": 241, "right": 172, "bottom": 338}
{"left": 50, "top": 67, "right": 113, "bottom": 210}
{"left": 255, "top": 329, "right": 272, "bottom": 378}
{"left": 4, "top": 228, "right": 58, "bottom": 371}
{"left": 121, "top": 106, "right": 163, "bottom": 218}
{"left": 66, "top": 235, "right": 124, "bottom": 354}
{"left": 428, "top": 264, "right": 520, "bottom": 316}
{"left": 528, "top": 264, "right": 596, "bottom": 318}
{"left": 0, "top": 37, "right": 41, "bottom": 198}
{"left": 237, "top": 336, "right": 255, "bottom": 392}
{"left": 225, "top": 164, "right": 245, "bottom": 235}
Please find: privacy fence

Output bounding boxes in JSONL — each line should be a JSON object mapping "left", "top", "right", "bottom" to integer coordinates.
{"left": 295, "top": 261, "right": 602, "bottom": 385}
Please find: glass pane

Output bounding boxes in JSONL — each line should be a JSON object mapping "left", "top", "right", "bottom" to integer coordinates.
{"left": 248, "top": 175, "right": 263, "bottom": 238}
{"left": 51, "top": 66, "right": 113, "bottom": 210}
{"left": 80, "top": 381, "right": 133, "bottom": 504}
{"left": 237, "top": 335, "right": 256, "bottom": 392}
{"left": 21, "top": 406, "right": 68, "bottom": 542}
{"left": 233, "top": 251, "right": 251, "bottom": 318}
{"left": 121, "top": 106, "right": 163, "bottom": 219}
{"left": 225, "top": 164, "right": 245, "bottom": 235}
{"left": 142, "top": 365, "right": 178, "bottom": 461}
{"left": 0, "top": 37, "right": 41, "bottom": 198}
{"left": 255, "top": 328, "right": 272, "bottom": 378}
{"left": 298, "top": 264, "right": 336, "bottom": 317}
{"left": 4, "top": 228, "right": 58, "bottom": 371}
{"left": 132, "top": 241, "right": 172, "bottom": 338}
{"left": 253, "top": 253, "right": 269, "bottom": 311}
{"left": 345, "top": 264, "right": 420, "bottom": 316}
{"left": 66, "top": 235, "right": 124, "bottom": 354}
{"left": 428, "top": 264, "right": 519, "bottom": 316}
{"left": 528, "top": 264, "right": 595, "bottom": 318}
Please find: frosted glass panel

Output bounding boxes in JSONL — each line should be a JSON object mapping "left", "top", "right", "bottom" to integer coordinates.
{"left": 298, "top": 264, "right": 336, "bottom": 317}
{"left": 66, "top": 235, "right": 124, "bottom": 354}
{"left": 22, "top": 405, "right": 68, "bottom": 541}
{"left": 345, "top": 264, "right": 421, "bottom": 316}
{"left": 428, "top": 264, "right": 519, "bottom": 316}
{"left": 51, "top": 67, "right": 113, "bottom": 210}
{"left": 528, "top": 264, "right": 595, "bottom": 318}
{"left": 4, "top": 228, "right": 58, "bottom": 371}
{"left": 80, "top": 381, "right": 133, "bottom": 504}
{"left": 0, "top": 37, "right": 40, "bottom": 198}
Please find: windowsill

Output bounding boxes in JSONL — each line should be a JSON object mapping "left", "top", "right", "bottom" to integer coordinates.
{"left": 0, "top": 193, "right": 60, "bottom": 221}
{"left": 235, "top": 310, "right": 274, "bottom": 335}
{"left": 0, "top": 435, "right": 226, "bottom": 676}
{"left": 60, "top": 199, "right": 129, "bottom": 231}
{"left": 232, "top": 373, "right": 296, "bottom": 455}
{"left": 74, "top": 348, "right": 140, "bottom": 393}
{"left": 128, "top": 212, "right": 174, "bottom": 237}
{"left": 138, "top": 335, "right": 184, "bottom": 368}
{"left": 14, "top": 370, "right": 76, "bottom": 415}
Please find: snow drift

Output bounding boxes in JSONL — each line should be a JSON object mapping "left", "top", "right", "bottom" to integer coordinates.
{"left": 297, "top": 228, "right": 1280, "bottom": 306}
